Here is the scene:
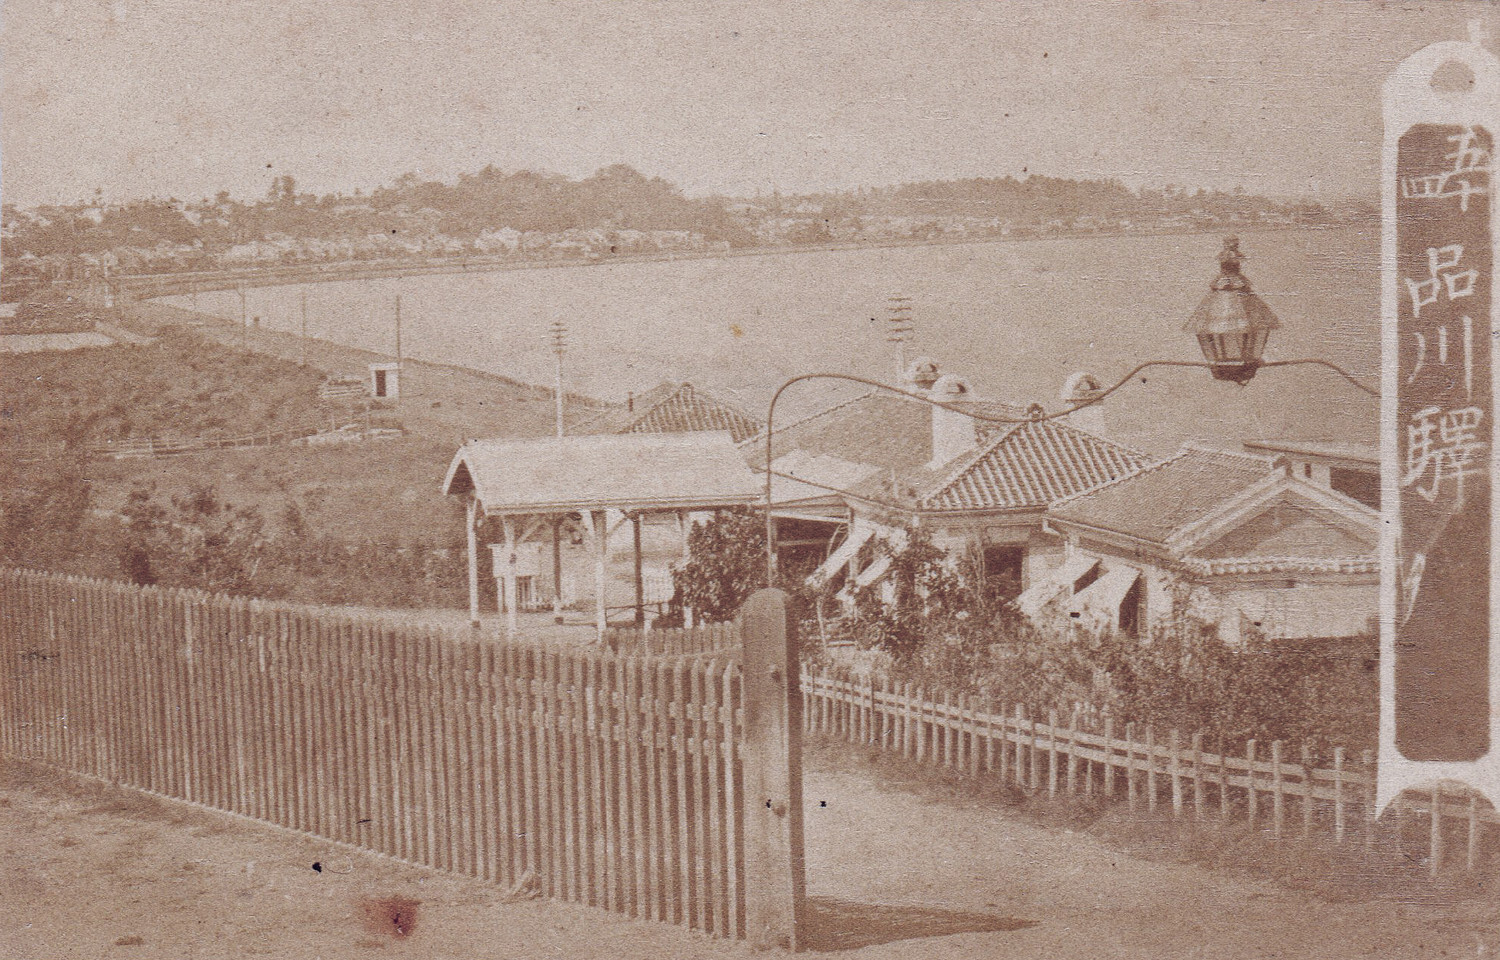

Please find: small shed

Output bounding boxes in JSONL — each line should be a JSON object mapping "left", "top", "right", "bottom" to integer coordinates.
{"left": 442, "top": 431, "right": 762, "bottom": 638}
{"left": 369, "top": 361, "right": 401, "bottom": 399}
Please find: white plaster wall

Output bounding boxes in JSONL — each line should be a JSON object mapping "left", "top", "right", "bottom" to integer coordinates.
{"left": 1218, "top": 581, "right": 1378, "bottom": 640}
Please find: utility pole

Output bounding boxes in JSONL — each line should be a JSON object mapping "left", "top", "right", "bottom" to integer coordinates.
{"left": 300, "top": 288, "right": 308, "bottom": 366}
{"left": 550, "top": 318, "right": 569, "bottom": 623}
{"left": 550, "top": 318, "right": 568, "bottom": 438}
{"left": 394, "top": 293, "right": 402, "bottom": 368}
{"left": 886, "top": 294, "right": 913, "bottom": 380}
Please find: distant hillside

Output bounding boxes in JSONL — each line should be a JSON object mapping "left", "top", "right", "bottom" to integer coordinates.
{"left": 2, "top": 165, "right": 1375, "bottom": 296}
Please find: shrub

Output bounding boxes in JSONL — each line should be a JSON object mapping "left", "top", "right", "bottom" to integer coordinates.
{"left": 834, "top": 527, "right": 1377, "bottom": 755}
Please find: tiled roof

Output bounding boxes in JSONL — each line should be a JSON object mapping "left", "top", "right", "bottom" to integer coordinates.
{"left": 766, "top": 449, "right": 881, "bottom": 505}
{"left": 1241, "top": 438, "right": 1379, "bottom": 467}
{"left": 921, "top": 420, "right": 1151, "bottom": 511}
{"left": 1181, "top": 557, "right": 1379, "bottom": 576}
{"left": 761, "top": 391, "right": 1029, "bottom": 477}
{"left": 1049, "top": 445, "right": 1275, "bottom": 544}
{"left": 578, "top": 382, "right": 762, "bottom": 443}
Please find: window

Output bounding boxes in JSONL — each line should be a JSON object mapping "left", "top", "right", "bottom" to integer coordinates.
{"left": 983, "top": 546, "right": 1024, "bottom": 601}
{"left": 1119, "top": 577, "right": 1146, "bottom": 638}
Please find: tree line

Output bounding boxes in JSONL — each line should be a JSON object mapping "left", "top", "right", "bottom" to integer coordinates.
{"left": 3, "top": 164, "right": 1374, "bottom": 293}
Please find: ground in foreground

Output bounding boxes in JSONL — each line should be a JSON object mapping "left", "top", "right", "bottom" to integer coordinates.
{"left": 2, "top": 748, "right": 1494, "bottom": 959}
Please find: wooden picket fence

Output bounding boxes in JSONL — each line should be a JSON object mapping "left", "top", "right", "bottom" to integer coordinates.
{"left": 605, "top": 623, "right": 740, "bottom": 658}
{"left": 0, "top": 569, "right": 748, "bottom": 937}
{"left": 803, "top": 667, "right": 1500, "bottom": 875}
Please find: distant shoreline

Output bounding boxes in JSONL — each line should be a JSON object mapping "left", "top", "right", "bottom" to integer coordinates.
{"left": 115, "top": 222, "right": 1358, "bottom": 301}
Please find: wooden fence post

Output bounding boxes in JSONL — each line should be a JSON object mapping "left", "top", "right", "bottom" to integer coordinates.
{"left": 739, "top": 589, "right": 805, "bottom": 952}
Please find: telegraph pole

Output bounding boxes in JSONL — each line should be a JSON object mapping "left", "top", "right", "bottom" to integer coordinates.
{"left": 550, "top": 318, "right": 569, "bottom": 623}
{"left": 394, "top": 293, "right": 403, "bottom": 368}
{"left": 886, "top": 294, "right": 913, "bottom": 379}
{"left": 550, "top": 318, "right": 568, "bottom": 438}
{"left": 300, "top": 288, "right": 308, "bottom": 366}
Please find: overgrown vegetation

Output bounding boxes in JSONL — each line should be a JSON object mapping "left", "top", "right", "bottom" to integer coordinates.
{"left": 4, "top": 473, "right": 482, "bottom": 611}
{"left": 823, "top": 527, "right": 1377, "bottom": 756}
{"left": 667, "top": 507, "right": 821, "bottom": 626}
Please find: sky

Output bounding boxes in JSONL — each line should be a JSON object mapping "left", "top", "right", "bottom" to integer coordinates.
{"left": 2, "top": 0, "right": 1495, "bottom": 208}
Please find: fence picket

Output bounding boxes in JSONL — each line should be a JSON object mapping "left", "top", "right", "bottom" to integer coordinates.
{"left": 1102, "top": 718, "right": 1114, "bottom": 798}
{"left": 1430, "top": 784, "right": 1444, "bottom": 877}
{"left": 1145, "top": 727, "right": 1157, "bottom": 813}
{"left": 1191, "top": 733, "right": 1204, "bottom": 821}
{"left": 1468, "top": 792, "right": 1480, "bottom": 872}
{"left": 1066, "top": 707, "right": 1080, "bottom": 797}
{"left": 1301, "top": 743, "right": 1314, "bottom": 840}
{"left": 1271, "top": 740, "right": 1285, "bottom": 840}
{"left": 1046, "top": 709, "right": 1059, "bottom": 798}
{"left": 1246, "top": 740, "right": 1258, "bottom": 829}
{"left": 18, "top": 569, "right": 1500, "bottom": 940}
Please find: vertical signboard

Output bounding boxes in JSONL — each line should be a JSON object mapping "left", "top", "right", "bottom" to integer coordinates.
{"left": 1380, "top": 41, "right": 1500, "bottom": 812}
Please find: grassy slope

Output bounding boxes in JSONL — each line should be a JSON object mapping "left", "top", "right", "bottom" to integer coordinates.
{"left": 85, "top": 436, "right": 464, "bottom": 545}
{"left": 5, "top": 305, "right": 613, "bottom": 607}
{"left": 2, "top": 328, "right": 337, "bottom": 445}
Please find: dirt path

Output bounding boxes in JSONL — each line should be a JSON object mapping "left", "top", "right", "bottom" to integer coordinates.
{"left": 3, "top": 752, "right": 1493, "bottom": 959}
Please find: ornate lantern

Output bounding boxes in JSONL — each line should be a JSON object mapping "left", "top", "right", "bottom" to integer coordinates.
{"left": 1185, "top": 236, "right": 1281, "bottom": 384}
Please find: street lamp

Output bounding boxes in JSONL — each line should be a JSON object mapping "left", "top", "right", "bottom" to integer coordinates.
{"left": 1185, "top": 236, "right": 1280, "bottom": 385}
{"left": 760, "top": 236, "right": 1378, "bottom": 584}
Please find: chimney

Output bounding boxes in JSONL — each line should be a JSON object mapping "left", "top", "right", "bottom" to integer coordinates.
{"left": 928, "top": 373, "right": 976, "bottom": 468}
{"left": 1059, "top": 371, "right": 1107, "bottom": 436}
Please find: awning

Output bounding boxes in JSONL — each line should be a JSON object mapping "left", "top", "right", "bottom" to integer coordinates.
{"left": 854, "top": 553, "right": 893, "bottom": 590}
{"left": 807, "top": 524, "right": 874, "bottom": 587}
{"left": 1066, "top": 566, "right": 1141, "bottom": 629}
{"left": 1015, "top": 556, "right": 1099, "bottom": 619}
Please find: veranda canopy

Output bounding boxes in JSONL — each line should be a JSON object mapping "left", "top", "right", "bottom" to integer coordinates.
{"left": 443, "top": 431, "right": 761, "bottom": 514}
{"left": 442, "top": 431, "right": 761, "bottom": 638}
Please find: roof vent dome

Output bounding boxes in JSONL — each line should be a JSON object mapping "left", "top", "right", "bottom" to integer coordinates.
{"left": 932, "top": 373, "right": 970, "bottom": 397}
{"left": 905, "top": 356, "right": 941, "bottom": 391}
{"left": 1060, "top": 371, "right": 1104, "bottom": 404}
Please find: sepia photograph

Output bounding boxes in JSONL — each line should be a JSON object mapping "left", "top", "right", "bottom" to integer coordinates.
{"left": 3, "top": 2, "right": 1499, "bottom": 957}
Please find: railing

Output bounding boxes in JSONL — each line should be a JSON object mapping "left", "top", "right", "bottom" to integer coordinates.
{"left": 0, "top": 569, "right": 748, "bottom": 937}
{"left": 2, "top": 419, "right": 402, "bottom": 463}
{"left": 802, "top": 667, "right": 1498, "bottom": 875}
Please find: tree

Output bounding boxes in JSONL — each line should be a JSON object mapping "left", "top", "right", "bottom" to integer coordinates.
{"left": 115, "top": 484, "right": 271, "bottom": 595}
{"left": 672, "top": 508, "right": 769, "bottom": 623}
